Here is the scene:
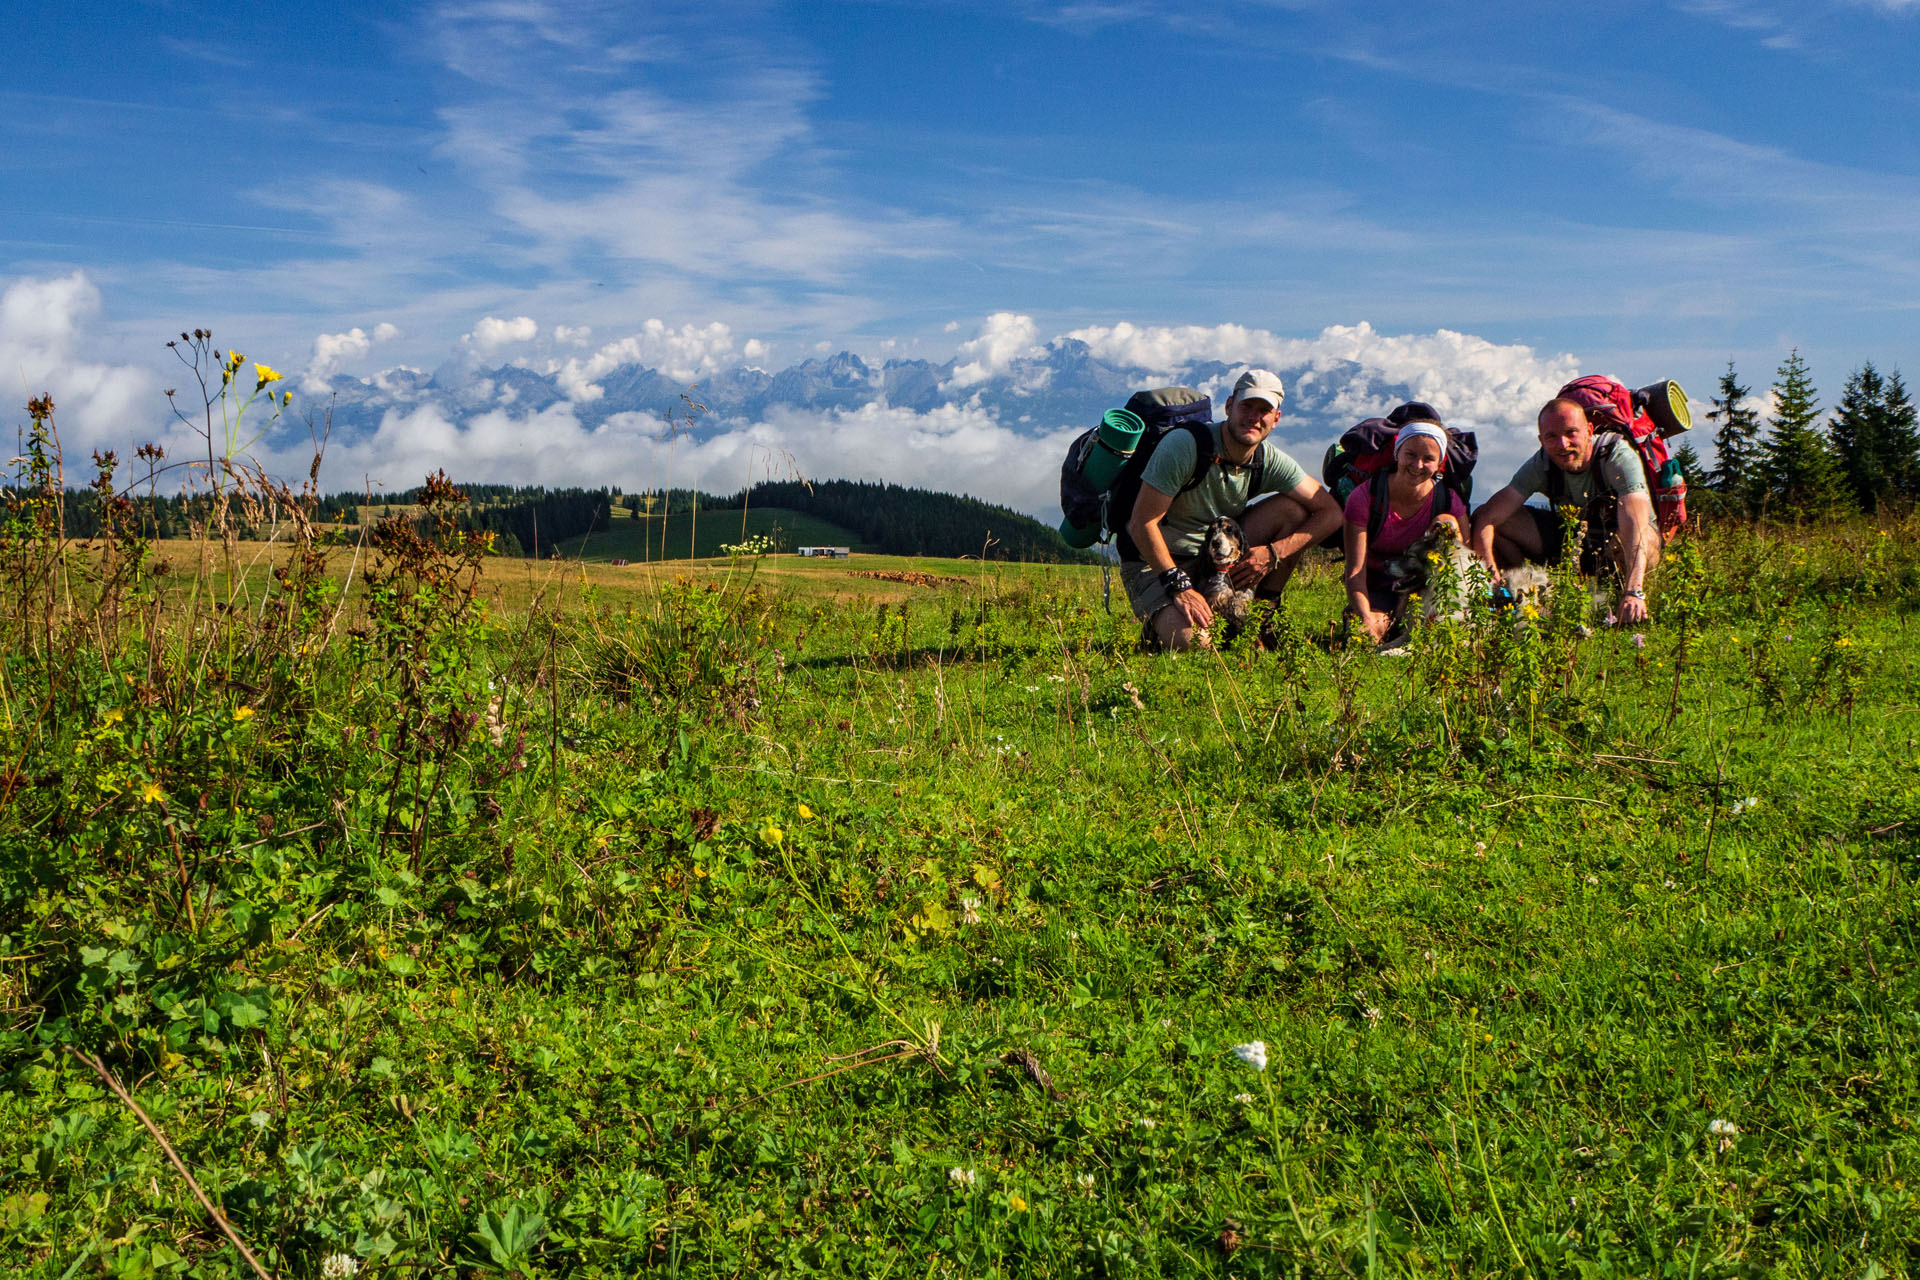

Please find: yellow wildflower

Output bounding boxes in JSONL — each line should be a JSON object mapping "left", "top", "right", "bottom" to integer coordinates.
{"left": 798, "top": 803, "right": 815, "bottom": 820}
{"left": 141, "top": 781, "right": 165, "bottom": 804}
{"left": 233, "top": 705, "right": 256, "bottom": 722}
{"left": 1008, "top": 1194, "right": 1028, "bottom": 1212}
{"left": 1834, "top": 637, "right": 1852, "bottom": 648}
{"left": 254, "top": 363, "right": 283, "bottom": 387}
{"left": 759, "top": 825, "right": 784, "bottom": 846}
{"left": 228, "top": 350, "right": 245, "bottom": 370}
{"left": 103, "top": 708, "right": 125, "bottom": 725}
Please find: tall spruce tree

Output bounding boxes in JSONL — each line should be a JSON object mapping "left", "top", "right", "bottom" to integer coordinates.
{"left": 1758, "top": 349, "right": 1848, "bottom": 516}
{"left": 1883, "top": 370, "right": 1920, "bottom": 504}
{"left": 1704, "top": 361, "right": 1762, "bottom": 512}
{"left": 1831, "top": 362, "right": 1891, "bottom": 512}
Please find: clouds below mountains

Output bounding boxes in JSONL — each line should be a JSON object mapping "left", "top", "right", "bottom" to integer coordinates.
{"left": 9, "top": 272, "right": 1614, "bottom": 518}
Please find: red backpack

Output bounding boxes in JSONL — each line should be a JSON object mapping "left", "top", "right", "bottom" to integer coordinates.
{"left": 1556, "top": 375, "right": 1689, "bottom": 536}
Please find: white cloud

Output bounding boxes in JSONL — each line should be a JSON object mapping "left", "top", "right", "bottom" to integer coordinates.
{"left": 462, "top": 315, "right": 539, "bottom": 354}
{"left": 554, "top": 320, "right": 742, "bottom": 401}
{"left": 1063, "top": 320, "right": 1301, "bottom": 378}
{"left": 426, "top": 5, "right": 945, "bottom": 289}
{"left": 306, "top": 323, "right": 402, "bottom": 391}
{"left": 553, "top": 324, "right": 592, "bottom": 346}
{"left": 946, "top": 312, "right": 1045, "bottom": 389}
{"left": 0, "top": 271, "right": 162, "bottom": 458}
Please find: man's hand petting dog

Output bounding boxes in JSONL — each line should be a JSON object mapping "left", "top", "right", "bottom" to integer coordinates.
{"left": 1227, "top": 542, "right": 1276, "bottom": 589}
{"left": 1175, "top": 587, "right": 1214, "bottom": 632}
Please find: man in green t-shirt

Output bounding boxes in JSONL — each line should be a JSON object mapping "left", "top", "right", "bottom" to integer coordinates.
{"left": 1123, "top": 368, "right": 1342, "bottom": 652}
{"left": 1470, "top": 398, "right": 1661, "bottom": 624}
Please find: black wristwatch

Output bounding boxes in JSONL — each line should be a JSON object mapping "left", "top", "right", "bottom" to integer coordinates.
{"left": 1159, "top": 567, "right": 1194, "bottom": 596}
{"left": 1621, "top": 587, "right": 1645, "bottom": 599}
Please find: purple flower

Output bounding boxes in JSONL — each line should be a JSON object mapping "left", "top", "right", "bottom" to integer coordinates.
{"left": 1631, "top": 633, "right": 1647, "bottom": 649}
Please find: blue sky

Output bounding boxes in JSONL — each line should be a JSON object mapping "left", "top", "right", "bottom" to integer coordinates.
{"left": 7, "top": 0, "right": 1920, "bottom": 500}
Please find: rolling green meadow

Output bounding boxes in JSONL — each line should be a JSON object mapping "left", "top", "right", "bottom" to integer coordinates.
{"left": 4, "top": 432, "right": 1920, "bottom": 1277}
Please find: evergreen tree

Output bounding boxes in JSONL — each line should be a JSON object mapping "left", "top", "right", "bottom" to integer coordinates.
{"left": 1758, "top": 350, "right": 1848, "bottom": 517}
{"left": 1830, "top": 362, "right": 1891, "bottom": 512}
{"left": 1704, "top": 361, "right": 1762, "bottom": 511}
{"left": 1671, "top": 440, "right": 1703, "bottom": 484}
{"left": 1882, "top": 370, "right": 1920, "bottom": 504}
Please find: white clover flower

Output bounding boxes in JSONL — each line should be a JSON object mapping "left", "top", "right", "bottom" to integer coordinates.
{"left": 248, "top": 1110, "right": 271, "bottom": 1129}
{"left": 1363, "top": 1007, "right": 1382, "bottom": 1024}
{"left": 1730, "top": 797, "right": 1758, "bottom": 817}
{"left": 1076, "top": 1172, "right": 1095, "bottom": 1189}
{"left": 1136, "top": 1117, "right": 1156, "bottom": 1130}
{"left": 949, "top": 1167, "right": 976, "bottom": 1189}
{"left": 321, "top": 1255, "right": 359, "bottom": 1280}
{"left": 960, "top": 897, "right": 982, "bottom": 926}
{"left": 1474, "top": 842, "right": 1487, "bottom": 858}
{"left": 1023, "top": 684, "right": 1039, "bottom": 692}
{"left": 1585, "top": 874, "right": 1599, "bottom": 885}
{"left": 1230, "top": 1041, "right": 1268, "bottom": 1072}
{"left": 1234, "top": 1092, "right": 1255, "bottom": 1105}
{"left": 1664, "top": 879, "right": 1676, "bottom": 890}
{"left": 1707, "top": 1118, "right": 1740, "bottom": 1137}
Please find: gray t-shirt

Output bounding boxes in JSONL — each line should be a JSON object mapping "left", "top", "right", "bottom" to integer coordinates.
{"left": 1138, "top": 424, "right": 1309, "bottom": 559}
{"left": 1507, "top": 435, "right": 1648, "bottom": 508}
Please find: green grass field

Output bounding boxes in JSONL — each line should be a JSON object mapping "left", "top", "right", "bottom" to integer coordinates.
{"left": 3, "top": 512, "right": 1918, "bottom": 1277}
{"left": 559, "top": 507, "right": 868, "bottom": 562}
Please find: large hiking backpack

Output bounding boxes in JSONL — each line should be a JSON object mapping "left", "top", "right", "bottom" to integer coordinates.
{"left": 1553, "top": 375, "right": 1688, "bottom": 535}
{"left": 1320, "top": 402, "right": 1479, "bottom": 543}
{"left": 1060, "top": 387, "right": 1255, "bottom": 561}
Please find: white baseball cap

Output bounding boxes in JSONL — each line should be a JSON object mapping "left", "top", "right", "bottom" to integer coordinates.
{"left": 1230, "top": 368, "right": 1286, "bottom": 409}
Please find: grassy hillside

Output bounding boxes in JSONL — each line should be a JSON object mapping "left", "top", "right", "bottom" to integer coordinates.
{"left": 558, "top": 506, "right": 868, "bottom": 562}
{"left": 4, "top": 510, "right": 1919, "bottom": 1277}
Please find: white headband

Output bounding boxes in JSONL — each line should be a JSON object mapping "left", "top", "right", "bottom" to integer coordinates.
{"left": 1394, "top": 421, "right": 1448, "bottom": 454}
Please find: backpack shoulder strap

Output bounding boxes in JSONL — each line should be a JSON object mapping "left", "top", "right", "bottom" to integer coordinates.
{"left": 1365, "top": 471, "right": 1392, "bottom": 542}
{"left": 1177, "top": 421, "right": 1217, "bottom": 494}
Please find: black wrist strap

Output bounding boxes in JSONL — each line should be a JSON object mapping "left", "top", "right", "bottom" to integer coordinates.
{"left": 1159, "top": 567, "right": 1193, "bottom": 596}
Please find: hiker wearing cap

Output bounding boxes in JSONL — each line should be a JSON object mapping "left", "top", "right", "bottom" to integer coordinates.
{"left": 1470, "top": 398, "right": 1661, "bottom": 624}
{"left": 1342, "top": 417, "right": 1470, "bottom": 643}
{"left": 1124, "top": 368, "right": 1342, "bottom": 652}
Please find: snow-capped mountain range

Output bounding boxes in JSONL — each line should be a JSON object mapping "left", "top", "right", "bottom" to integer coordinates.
{"left": 288, "top": 321, "right": 1596, "bottom": 518}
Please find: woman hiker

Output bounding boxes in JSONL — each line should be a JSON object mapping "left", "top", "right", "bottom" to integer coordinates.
{"left": 1342, "top": 418, "right": 1468, "bottom": 644}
